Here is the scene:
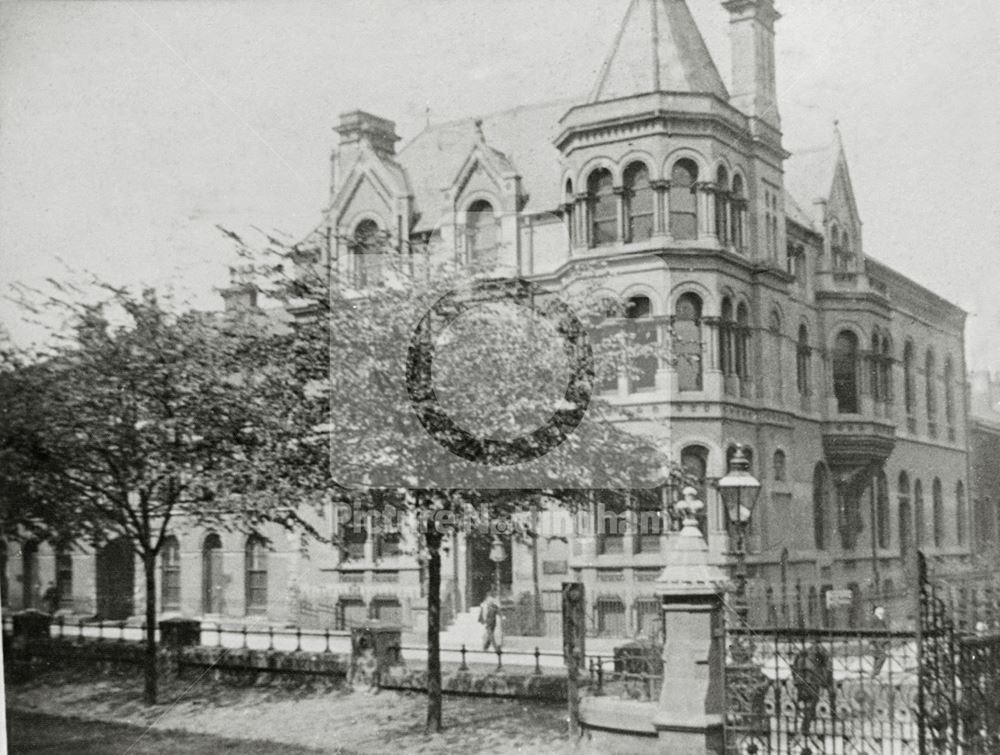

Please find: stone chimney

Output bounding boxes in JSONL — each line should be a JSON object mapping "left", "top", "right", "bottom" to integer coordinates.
{"left": 334, "top": 110, "right": 400, "bottom": 158}
{"left": 723, "top": 0, "right": 781, "bottom": 130}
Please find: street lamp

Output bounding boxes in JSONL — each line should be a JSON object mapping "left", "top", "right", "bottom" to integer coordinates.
{"left": 489, "top": 535, "right": 506, "bottom": 598}
{"left": 717, "top": 444, "right": 762, "bottom": 628}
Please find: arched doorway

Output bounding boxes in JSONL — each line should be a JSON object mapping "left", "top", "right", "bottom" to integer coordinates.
{"left": 22, "top": 540, "right": 39, "bottom": 609}
{"left": 96, "top": 538, "right": 134, "bottom": 620}
{"left": 202, "top": 533, "right": 224, "bottom": 615}
{"left": 466, "top": 532, "right": 512, "bottom": 608}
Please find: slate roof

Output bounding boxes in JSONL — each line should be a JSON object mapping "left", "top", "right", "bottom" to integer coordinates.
{"left": 398, "top": 99, "right": 579, "bottom": 232}
{"left": 589, "top": 0, "right": 729, "bottom": 103}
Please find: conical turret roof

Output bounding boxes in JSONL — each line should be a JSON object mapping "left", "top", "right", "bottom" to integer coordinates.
{"left": 589, "top": 0, "right": 728, "bottom": 103}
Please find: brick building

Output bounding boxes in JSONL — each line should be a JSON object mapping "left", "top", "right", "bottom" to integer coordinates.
{"left": 1, "top": 0, "right": 978, "bottom": 637}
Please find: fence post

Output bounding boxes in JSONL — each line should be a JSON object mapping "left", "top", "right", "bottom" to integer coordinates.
{"left": 596, "top": 656, "right": 603, "bottom": 694}
{"left": 296, "top": 627, "right": 302, "bottom": 652}
{"left": 119, "top": 620, "right": 125, "bottom": 643}
{"left": 495, "top": 645, "right": 502, "bottom": 672}
{"left": 459, "top": 644, "right": 468, "bottom": 671}
{"left": 268, "top": 625, "right": 274, "bottom": 651}
{"left": 216, "top": 622, "right": 223, "bottom": 647}
{"left": 534, "top": 646, "right": 542, "bottom": 676}
{"left": 78, "top": 618, "right": 84, "bottom": 641}
{"left": 57, "top": 615, "right": 64, "bottom": 638}
{"left": 324, "top": 627, "right": 331, "bottom": 654}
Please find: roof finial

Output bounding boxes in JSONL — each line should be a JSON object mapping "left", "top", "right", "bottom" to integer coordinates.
{"left": 474, "top": 117, "right": 486, "bottom": 143}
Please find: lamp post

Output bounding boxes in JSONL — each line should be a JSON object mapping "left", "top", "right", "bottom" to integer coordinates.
{"left": 717, "top": 444, "right": 762, "bottom": 628}
{"left": 489, "top": 535, "right": 506, "bottom": 598}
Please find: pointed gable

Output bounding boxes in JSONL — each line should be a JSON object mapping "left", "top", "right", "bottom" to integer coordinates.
{"left": 398, "top": 100, "right": 574, "bottom": 232}
{"left": 784, "top": 125, "right": 861, "bottom": 231}
{"left": 589, "top": 0, "right": 728, "bottom": 103}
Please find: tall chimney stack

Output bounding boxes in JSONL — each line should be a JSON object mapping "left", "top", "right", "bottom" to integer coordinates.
{"left": 722, "top": 0, "right": 781, "bottom": 131}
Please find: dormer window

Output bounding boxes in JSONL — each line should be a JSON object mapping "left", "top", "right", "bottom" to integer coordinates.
{"left": 466, "top": 199, "right": 498, "bottom": 268}
{"left": 587, "top": 168, "right": 617, "bottom": 246}
{"left": 669, "top": 160, "right": 698, "bottom": 240}
{"left": 350, "top": 218, "right": 384, "bottom": 286}
{"left": 624, "top": 162, "right": 653, "bottom": 243}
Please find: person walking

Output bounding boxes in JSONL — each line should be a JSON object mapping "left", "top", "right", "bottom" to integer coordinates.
{"left": 870, "top": 604, "right": 890, "bottom": 677}
{"left": 478, "top": 590, "right": 502, "bottom": 652}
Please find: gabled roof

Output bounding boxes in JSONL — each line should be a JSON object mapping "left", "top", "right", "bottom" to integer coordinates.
{"left": 784, "top": 125, "right": 857, "bottom": 230}
{"left": 589, "top": 0, "right": 728, "bottom": 104}
{"left": 398, "top": 99, "right": 578, "bottom": 232}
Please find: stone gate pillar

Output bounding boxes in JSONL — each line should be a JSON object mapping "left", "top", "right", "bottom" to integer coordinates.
{"left": 654, "top": 510, "right": 729, "bottom": 754}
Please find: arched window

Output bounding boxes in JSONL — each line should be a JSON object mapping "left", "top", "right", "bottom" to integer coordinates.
{"left": 624, "top": 162, "right": 654, "bottom": 243}
{"left": 772, "top": 450, "right": 787, "bottom": 482}
{"left": 720, "top": 298, "right": 735, "bottom": 379}
{"left": 944, "top": 356, "right": 956, "bottom": 439}
{"left": 881, "top": 337, "right": 893, "bottom": 405}
{"left": 55, "top": 545, "right": 73, "bottom": 610}
{"left": 898, "top": 473, "right": 912, "bottom": 558}
{"left": 596, "top": 490, "right": 628, "bottom": 555}
{"left": 914, "top": 479, "right": 925, "bottom": 548}
{"left": 564, "top": 179, "right": 575, "bottom": 246}
{"left": 813, "top": 463, "right": 830, "bottom": 550}
{"left": 715, "top": 166, "right": 729, "bottom": 243}
{"left": 680, "top": 445, "right": 709, "bottom": 534}
{"left": 730, "top": 174, "right": 745, "bottom": 250}
{"left": 932, "top": 478, "right": 944, "bottom": 547}
{"left": 350, "top": 218, "right": 384, "bottom": 287}
{"left": 245, "top": 535, "right": 268, "bottom": 615}
{"left": 22, "top": 539, "right": 39, "bottom": 609}
{"left": 875, "top": 472, "right": 890, "bottom": 549}
{"left": 925, "top": 350, "right": 937, "bottom": 436}
{"left": 735, "top": 302, "right": 750, "bottom": 382}
{"left": 466, "top": 199, "right": 498, "bottom": 267}
{"left": 797, "top": 325, "right": 810, "bottom": 398}
{"left": 768, "top": 310, "right": 782, "bottom": 401}
{"left": 831, "top": 225, "right": 849, "bottom": 270}
{"left": 674, "top": 293, "right": 702, "bottom": 391}
{"left": 625, "top": 296, "right": 656, "bottom": 391}
{"left": 870, "top": 333, "right": 883, "bottom": 402}
{"left": 903, "top": 341, "right": 916, "bottom": 425}
{"left": 202, "top": 533, "right": 223, "bottom": 615}
{"left": 588, "top": 168, "right": 617, "bottom": 246}
{"left": 833, "top": 330, "right": 860, "bottom": 414}
{"left": 956, "top": 481, "right": 966, "bottom": 546}
{"left": 669, "top": 160, "right": 698, "bottom": 240}
{"left": 161, "top": 536, "right": 181, "bottom": 611}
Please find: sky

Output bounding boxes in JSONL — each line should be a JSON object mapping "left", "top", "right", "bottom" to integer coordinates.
{"left": 1, "top": 0, "right": 998, "bottom": 369}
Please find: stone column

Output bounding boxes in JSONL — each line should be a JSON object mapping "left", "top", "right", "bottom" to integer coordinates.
{"left": 652, "top": 179, "right": 670, "bottom": 238}
{"left": 696, "top": 183, "right": 718, "bottom": 244}
{"left": 654, "top": 514, "right": 729, "bottom": 754}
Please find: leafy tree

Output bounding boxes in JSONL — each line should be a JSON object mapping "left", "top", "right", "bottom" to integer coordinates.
{"left": 1, "top": 284, "right": 314, "bottom": 704}
{"left": 233, "top": 227, "right": 681, "bottom": 732}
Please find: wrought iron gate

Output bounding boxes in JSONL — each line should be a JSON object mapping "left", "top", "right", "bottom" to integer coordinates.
{"left": 723, "top": 552, "right": 1000, "bottom": 754}
{"left": 917, "top": 552, "right": 1000, "bottom": 754}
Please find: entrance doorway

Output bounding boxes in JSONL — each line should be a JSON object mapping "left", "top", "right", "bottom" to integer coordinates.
{"left": 466, "top": 533, "right": 511, "bottom": 608}
{"left": 22, "top": 540, "right": 39, "bottom": 609}
{"left": 202, "top": 533, "right": 224, "bottom": 615}
{"left": 95, "top": 538, "right": 134, "bottom": 620}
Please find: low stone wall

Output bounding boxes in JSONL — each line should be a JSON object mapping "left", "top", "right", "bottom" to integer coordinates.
{"left": 178, "top": 646, "right": 349, "bottom": 687}
{"left": 381, "top": 665, "right": 567, "bottom": 702}
{"left": 5, "top": 634, "right": 567, "bottom": 702}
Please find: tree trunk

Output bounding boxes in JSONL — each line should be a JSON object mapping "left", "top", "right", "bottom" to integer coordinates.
{"left": 425, "top": 526, "right": 443, "bottom": 733}
{"left": 142, "top": 552, "right": 158, "bottom": 705}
